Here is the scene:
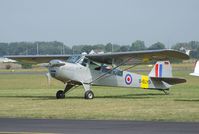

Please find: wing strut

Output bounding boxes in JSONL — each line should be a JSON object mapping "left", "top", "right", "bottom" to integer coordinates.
{"left": 86, "top": 57, "right": 142, "bottom": 85}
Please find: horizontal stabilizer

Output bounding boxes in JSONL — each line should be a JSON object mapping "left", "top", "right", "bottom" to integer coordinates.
{"left": 150, "top": 77, "right": 186, "bottom": 85}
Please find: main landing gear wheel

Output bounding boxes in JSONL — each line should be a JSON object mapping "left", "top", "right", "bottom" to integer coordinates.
{"left": 56, "top": 90, "right": 65, "bottom": 99}
{"left": 84, "top": 90, "right": 94, "bottom": 99}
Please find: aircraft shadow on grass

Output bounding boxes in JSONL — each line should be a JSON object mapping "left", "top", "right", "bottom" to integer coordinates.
{"left": 0, "top": 93, "right": 166, "bottom": 100}
{"left": 94, "top": 93, "right": 165, "bottom": 99}
{"left": 174, "top": 99, "right": 199, "bottom": 102}
{"left": 0, "top": 95, "right": 55, "bottom": 100}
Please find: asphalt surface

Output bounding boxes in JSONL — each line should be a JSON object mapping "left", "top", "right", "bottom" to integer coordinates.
{"left": 0, "top": 118, "right": 198, "bottom": 134}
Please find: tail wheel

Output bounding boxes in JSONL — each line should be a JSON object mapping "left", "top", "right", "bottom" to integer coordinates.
{"left": 56, "top": 90, "right": 65, "bottom": 99}
{"left": 84, "top": 90, "right": 94, "bottom": 99}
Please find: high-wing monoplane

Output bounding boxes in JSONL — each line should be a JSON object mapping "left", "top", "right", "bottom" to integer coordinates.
{"left": 6, "top": 49, "right": 189, "bottom": 99}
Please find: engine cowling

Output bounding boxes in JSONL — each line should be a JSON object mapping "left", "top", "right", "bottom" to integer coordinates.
{"left": 49, "top": 60, "right": 65, "bottom": 67}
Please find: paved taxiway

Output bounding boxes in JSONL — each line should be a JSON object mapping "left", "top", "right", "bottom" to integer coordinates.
{"left": 0, "top": 118, "right": 198, "bottom": 134}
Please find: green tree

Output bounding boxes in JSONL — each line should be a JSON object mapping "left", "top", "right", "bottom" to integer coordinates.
{"left": 2, "top": 41, "right": 72, "bottom": 56}
{"left": 81, "top": 45, "right": 93, "bottom": 54}
{"left": 72, "top": 45, "right": 83, "bottom": 54}
{"left": 130, "top": 40, "right": 146, "bottom": 51}
{"left": 120, "top": 45, "right": 130, "bottom": 52}
{"left": 105, "top": 43, "right": 120, "bottom": 52}
{"left": 0, "top": 43, "right": 9, "bottom": 56}
{"left": 105, "top": 43, "right": 113, "bottom": 52}
{"left": 171, "top": 42, "right": 189, "bottom": 50}
{"left": 148, "top": 42, "right": 165, "bottom": 50}
{"left": 171, "top": 41, "right": 199, "bottom": 58}
{"left": 92, "top": 44, "right": 105, "bottom": 52}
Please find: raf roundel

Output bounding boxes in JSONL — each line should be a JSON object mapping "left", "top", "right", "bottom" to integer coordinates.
{"left": 125, "top": 74, "right": 132, "bottom": 85}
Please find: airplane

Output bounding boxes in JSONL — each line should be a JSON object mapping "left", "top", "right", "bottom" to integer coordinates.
{"left": 0, "top": 57, "right": 16, "bottom": 63}
{"left": 5, "top": 49, "right": 189, "bottom": 99}
{"left": 190, "top": 60, "right": 199, "bottom": 76}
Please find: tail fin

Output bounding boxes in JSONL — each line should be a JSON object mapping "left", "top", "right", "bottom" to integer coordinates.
{"left": 190, "top": 60, "right": 199, "bottom": 76}
{"left": 149, "top": 61, "right": 186, "bottom": 85}
{"left": 149, "top": 61, "right": 172, "bottom": 78}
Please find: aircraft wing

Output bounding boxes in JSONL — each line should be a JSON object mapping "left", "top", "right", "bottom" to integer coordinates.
{"left": 5, "top": 49, "right": 189, "bottom": 65}
{"left": 85, "top": 49, "right": 189, "bottom": 65}
{"left": 5, "top": 55, "right": 71, "bottom": 64}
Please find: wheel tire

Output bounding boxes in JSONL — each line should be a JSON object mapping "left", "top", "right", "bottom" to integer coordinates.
{"left": 56, "top": 90, "right": 65, "bottom": 99}
{"left": 84, "top": 90, "right": 94, "bottom": 99}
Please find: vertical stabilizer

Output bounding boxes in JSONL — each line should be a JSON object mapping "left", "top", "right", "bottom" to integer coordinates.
{"left": 149, "top": 61, "right": 172, "bottom": 78}
{"left": 190, "top": 60, "right": 199, "bottom": 76}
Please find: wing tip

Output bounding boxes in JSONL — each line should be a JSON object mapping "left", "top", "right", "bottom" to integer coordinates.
{"left": 164, "top": 49, "right": 190, "bottom": 60}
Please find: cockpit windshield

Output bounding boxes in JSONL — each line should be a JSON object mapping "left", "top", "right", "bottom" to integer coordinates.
{"left": 66, "top": 55, "right": 81, "bottom": 63}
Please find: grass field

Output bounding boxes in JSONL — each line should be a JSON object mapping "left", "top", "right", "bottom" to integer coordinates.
{"left": 0, "top": 63, "right": 199, "bottom": 122}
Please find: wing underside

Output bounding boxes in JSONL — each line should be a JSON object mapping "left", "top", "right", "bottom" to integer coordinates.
{"left": 5, "top": 55, "right": 70, "bottom": 64}
{"left": 5, "top": 49, "right": 189, "bottom": 65}
{"left": 86, "top": 49, "right": 189, "bottom": 65}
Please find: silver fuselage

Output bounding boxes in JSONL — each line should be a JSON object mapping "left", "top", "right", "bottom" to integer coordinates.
{"left": 49, "top": 62, "right": 170, "bottom": 90}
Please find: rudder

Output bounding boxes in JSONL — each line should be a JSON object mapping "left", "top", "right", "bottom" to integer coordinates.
{"left": 149, "top": 61, "right": 172, "bottom": 78}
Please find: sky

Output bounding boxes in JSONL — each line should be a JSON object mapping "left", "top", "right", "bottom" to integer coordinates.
{"left": 0, "top": 0, "right": 199, "bottom": 47}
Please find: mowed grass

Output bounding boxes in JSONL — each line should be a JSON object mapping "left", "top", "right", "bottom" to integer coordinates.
{"left": 0, "top": 64, "right": 199, "bottom": 122}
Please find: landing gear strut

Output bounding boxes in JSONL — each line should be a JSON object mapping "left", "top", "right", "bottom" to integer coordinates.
{"left": 56, "top": 83, "right": 95, "bottom": 99}
{"left": 56, "top": 84, "right": 73, "bottom": 99}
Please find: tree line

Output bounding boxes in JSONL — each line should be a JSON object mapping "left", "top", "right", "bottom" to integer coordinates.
{"left": 0, "top": 40, "right": 199, "bottom": 59}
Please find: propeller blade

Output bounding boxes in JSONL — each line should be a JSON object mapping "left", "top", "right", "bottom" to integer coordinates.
{"left": 45, "top": 72, "right": 51, "bottom": 87}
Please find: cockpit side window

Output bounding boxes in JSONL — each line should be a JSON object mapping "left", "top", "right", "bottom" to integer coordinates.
{"left": 90, "top": 61, "right": 101, "bottom": 70}
{"left": 101, "top": 65, "right": 112, "bottom": 74}
{"left": 112, "top": 69, "right": 123, "bottom": 76}
{"left": 101, "top": 64, "right": 123, "bottom": 76}
{"left": 81, "top": 58, "right": 89, "bottom": 67}
{"left": 67, "top": 55, "right": 81, "bottom": 63}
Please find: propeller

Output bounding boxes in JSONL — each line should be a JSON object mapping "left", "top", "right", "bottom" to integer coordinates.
{"left": 38, "top": 63, "right": 52, "bottom": 88}
{"left": 40, "top": 60, "right": 65, "bottom": 88}
{"left": 45, "top": 72, "right": 51, "bottom": 88}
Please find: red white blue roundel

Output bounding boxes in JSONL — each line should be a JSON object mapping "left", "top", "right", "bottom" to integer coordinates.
{"left": 125, "top": 74, "right": 132, "bottom": 85}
